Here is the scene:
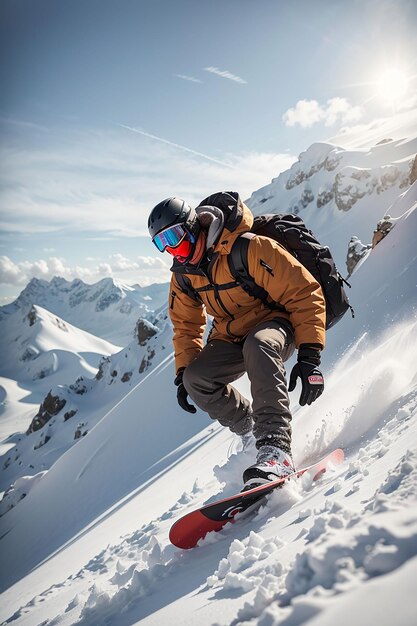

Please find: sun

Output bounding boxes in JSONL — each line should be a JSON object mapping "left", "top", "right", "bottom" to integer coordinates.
{"left": 377, "top": 68, "right": 409, "bottom": 104}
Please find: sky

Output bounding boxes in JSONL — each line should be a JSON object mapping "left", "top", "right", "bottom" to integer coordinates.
{"left": 0, "top": 0, "right": 416, "bottom": 304}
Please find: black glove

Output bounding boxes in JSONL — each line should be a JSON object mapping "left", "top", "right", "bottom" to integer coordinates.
{"left": 174, "top": 368, "right": 196, "bottom": 414}
{"left": 288, "top": 345, "right": 324, "bottom": 406}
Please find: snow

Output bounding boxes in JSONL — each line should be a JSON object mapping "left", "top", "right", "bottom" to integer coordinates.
{"left": 0, "top": 112, "right": 416, "bottom": 625}
{"left": 246, "top": 111, "right": 417, "bottom": 271}
{"left": 0, "top": 304, "right": 121, "bottom": 459}
{"left": 0, "top": 277, "right": 168, "bottom": 347}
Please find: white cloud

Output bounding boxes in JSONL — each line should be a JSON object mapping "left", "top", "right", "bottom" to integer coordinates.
{"left": 108, "top": 253, "right": 167, "bottom": 272}
{"left": 283, "top": 100, "right": 324, "bottom": 128}
{"left": 204, "top": 67, "right": 247, "bottom": 84}
{"left": 0, "top": 255, "right": 23, "bottom": 284}
{"left": 174, "top": 74, "right": 202, "bottom": 83}
{"left": 0, "top": 126, "right": 295, "bottom": 237}
{"left": 0, "top": 254, "right": 169, "bottom": 287}
{"left": 324, "top": 98, "right": 363, "bottom": 126}
{"left": 136, "top": 256, "right": 168, "bottom": 269}
{"left": 283, "top": 97, "right": 363, "bottom": 128}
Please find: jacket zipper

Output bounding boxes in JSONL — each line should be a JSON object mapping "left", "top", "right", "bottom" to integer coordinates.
{"left": 170, "top": 289, "right": 177, "bottom": 309}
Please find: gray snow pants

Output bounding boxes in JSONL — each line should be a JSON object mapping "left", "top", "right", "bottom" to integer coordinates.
{"left": 182, "top": 319, "right": 296, "bottom": 452}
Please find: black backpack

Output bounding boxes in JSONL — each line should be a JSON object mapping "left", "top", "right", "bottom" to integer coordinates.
{"left": 228, "top": 214, "right": 354, "bottom": 329}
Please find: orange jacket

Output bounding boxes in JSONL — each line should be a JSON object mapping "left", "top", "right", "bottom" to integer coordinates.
{"left": 169, "top": 195, "right": 326, "bottom": 372}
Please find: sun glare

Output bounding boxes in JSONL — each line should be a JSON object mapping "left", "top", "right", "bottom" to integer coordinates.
{"left": 377, "top": 68, "right": 409, "bottom": 104}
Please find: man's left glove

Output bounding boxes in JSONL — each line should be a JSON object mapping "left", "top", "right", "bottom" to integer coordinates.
{"left": 174, "top": 367, "right": 197, "bottom": 414}
{"left": 288, "top": 344, "right": 324, "bottom": 406}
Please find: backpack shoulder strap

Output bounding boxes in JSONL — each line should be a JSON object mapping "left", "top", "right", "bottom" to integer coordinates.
{"left": 174, "top": 273, "right": 202, "bottom": 303}
{"left": 228, "top": 233, "right": 284, "bottom": 310}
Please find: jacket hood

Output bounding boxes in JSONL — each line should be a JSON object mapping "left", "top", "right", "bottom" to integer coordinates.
{"left": 198, "top": 191, "right": 253, "bottom": 256}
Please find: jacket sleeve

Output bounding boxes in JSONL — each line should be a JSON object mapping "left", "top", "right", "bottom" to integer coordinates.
{"left": 247, "top": 236, "right": 326, "bottom": 349}
{"left": 168, "top": 274, "right": 207, "bottom": 372}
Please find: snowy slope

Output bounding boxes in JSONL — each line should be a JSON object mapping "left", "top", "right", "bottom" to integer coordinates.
{"left": 0, "top": 310, "right": 172, "bottom": 507}
{"left": 0, "top": 115, "right": 416, "bottom": 626}
{"left": 0, "top": 213, "right": 415, "bottom": 623}
{"left": 0, "top": 305, "right": 119, "bottom": 448}
{"left": 0, "top": 277, "right": 169, "bottom": 346}
{"left": 0, "top": 304, "right": 119, "bottom": 383}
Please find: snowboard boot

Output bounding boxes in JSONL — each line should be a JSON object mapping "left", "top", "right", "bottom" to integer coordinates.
{"left": 242, "top": 445, "right": 295, "bottom": 491}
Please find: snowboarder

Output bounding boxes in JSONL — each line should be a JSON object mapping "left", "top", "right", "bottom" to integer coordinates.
{"left": 148, "top": 192, "right": 326, "bottom": 490}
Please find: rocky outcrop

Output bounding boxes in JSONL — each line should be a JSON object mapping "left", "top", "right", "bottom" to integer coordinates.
{"left": 346, "top": 236, "right": 372, "bottom": 276}
{"left": 95, "top": 356, "right": 110, "bottom": 380}
{"left": 135, "top": 318, "right": 158, "bottom": 346}
{"left": 70, "top": 377, "right": 89, "bottom": 395}
{"left": 27, "top": 306, "right": 37, "bottom": 327}
{"left": 372, "top": 215, "right": 396, "bottom": 248}
{"left": 27, "top": 392, "right": 67, "bottom": 434}
{"left": 410, "top": 154, "right": 417, "bottom": 185}
{"left": 334, "top": 163, "right": 412, "bottom": 212}
{"left": 139, "top": 349, "right": 156, "bottom": 374}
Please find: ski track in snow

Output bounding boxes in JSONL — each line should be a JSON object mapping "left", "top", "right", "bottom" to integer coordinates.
{"left": 3, "top": 387, "right": 416, "bottom": 626}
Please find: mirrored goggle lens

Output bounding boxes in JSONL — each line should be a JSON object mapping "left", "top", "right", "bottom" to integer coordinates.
{"left": 153, "top": 224, "right": 187, "bottom": 252}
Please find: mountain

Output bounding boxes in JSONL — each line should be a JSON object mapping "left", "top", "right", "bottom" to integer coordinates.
{"left": 0, "top": 304, "right": 120, "bottom": 446}
{"left": 0, "top": 308, "right": 172, "bottom": 502}
{"left": 247, "top": 109, "right": 417, "bottom": 272}
{"left": 0, "top": 304, "right": 119, "bottom": 382}
{"left": 0, "top": 113, "right": 416, "bottom": 626}
{"left": 0, "top": 276, "right": 169, "bottom": 346}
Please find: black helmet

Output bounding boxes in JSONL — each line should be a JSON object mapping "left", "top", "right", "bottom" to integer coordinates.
{"left": 148, "top": 197, "right": 200, "bottom": 240}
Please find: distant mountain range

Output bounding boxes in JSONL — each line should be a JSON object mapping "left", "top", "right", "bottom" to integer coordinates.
{"left": 0, "top": 276, "right": 169, "bottom": 346}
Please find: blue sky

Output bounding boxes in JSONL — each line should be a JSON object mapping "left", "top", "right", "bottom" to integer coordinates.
{"left": 1, "top": 0, "right": 416, "bottom": 303}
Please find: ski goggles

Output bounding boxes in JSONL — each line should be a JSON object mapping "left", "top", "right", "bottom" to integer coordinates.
{"left": 152, "top": 223, "right": 188, "bottom": 252}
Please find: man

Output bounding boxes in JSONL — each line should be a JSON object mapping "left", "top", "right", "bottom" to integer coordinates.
{"left": 148, "top": 191, "right": 325, "bottom": 490}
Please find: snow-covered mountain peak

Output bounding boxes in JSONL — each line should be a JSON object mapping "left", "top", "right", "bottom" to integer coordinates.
{"left": 247, "top": 125, "right": 416, "bottom": 270}
{"left": 0, "top": 303, "right": 119, "bottom": 383}
{"left": 0, "top": 275, "right": 169, "bottom": 346}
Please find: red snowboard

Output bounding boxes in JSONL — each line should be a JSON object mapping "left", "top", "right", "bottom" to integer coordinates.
{"left": 169, "top": 448, "right": 344, "bottom": 549}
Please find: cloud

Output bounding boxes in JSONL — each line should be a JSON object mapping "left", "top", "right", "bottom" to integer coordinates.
{"left": 283, "top": 100, "right": 324, "bottom": 128}
{"left": 119, "top": 124, "right": 236, "bottom": 169}
{"left": 174, "top": 74, "right": 202, "bottom": 83}
{"left": 325, "top": 98, "right": 363, "bottom": 126}
{"left": 0, "top": 255, "right": 69, "bottom": 285}
{"left": 0, "top": 116, "right": 49, "bottom": 132}
{"left": 283, "top": 97, "right": 363, "bottom": 128}
{"left": 204, "top": 67, "right": 247, "bottom": 84}
{"left": 0, "top": 125, "right": 295, "bottom": 239}
{"left": 109, "top": 253, "right": 167, "bottom": 272}
{"left": 0, "top": 254, "right": 169, "bottom": 286}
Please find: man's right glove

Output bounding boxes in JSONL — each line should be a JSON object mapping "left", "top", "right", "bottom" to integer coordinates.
{"left": 288, "top": 344, "right": 324, "bottom": 407}
{"left": 174, "top": 368, "right": 197, "bottom": 414}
